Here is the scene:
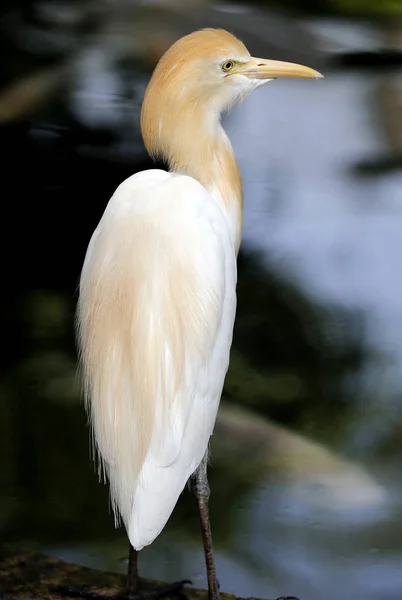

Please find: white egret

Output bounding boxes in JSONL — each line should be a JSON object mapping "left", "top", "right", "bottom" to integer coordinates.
{"left": 76, "top": 28, "right": 322, "bottom": 600}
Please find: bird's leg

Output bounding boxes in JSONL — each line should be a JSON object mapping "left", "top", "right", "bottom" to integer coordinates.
{"left": 192, "top": 458, "right": 299, "bottom": 600}
{"left": 124, "top": 544, "right": 192, "bottom": 599}
{"left": 193, "top": 453, "right": 220, "bottom": 600}
{"left": 127, "top": 544, "right": 139, "bottom": 597}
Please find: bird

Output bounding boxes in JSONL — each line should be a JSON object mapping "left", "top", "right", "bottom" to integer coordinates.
{"left": 76, "top": 27, "right": 322, "bottom": 600}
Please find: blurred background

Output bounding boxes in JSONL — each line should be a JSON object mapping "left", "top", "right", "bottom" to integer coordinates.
{"left": 1, "top": 1, "right": 402, "bottom": 599}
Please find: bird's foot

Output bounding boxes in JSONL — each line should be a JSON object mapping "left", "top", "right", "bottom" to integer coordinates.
{"left": 54, "top": 580, "right": 192, "bottom": 600}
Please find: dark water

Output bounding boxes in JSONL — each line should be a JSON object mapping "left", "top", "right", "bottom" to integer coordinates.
{"left": 1, "top": 3, "right": 402, "bottom": 600}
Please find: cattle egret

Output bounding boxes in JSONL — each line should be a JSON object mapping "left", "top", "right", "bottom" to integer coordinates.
{"left": 76, "top": 28, "right": 322, "bottom": 600}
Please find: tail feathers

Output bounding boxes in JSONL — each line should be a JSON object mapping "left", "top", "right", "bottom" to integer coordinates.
{"left": 128, "top": 455, "right": 197, "bottom": 550}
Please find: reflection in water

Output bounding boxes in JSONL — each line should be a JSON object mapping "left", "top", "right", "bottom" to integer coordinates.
{"left": 1, "top": 3, "right": 402, "bottom": 600}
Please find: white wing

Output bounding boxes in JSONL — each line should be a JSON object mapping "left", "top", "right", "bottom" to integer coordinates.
{"left": 77, "top": 169, "right": 237, "bottom": 549}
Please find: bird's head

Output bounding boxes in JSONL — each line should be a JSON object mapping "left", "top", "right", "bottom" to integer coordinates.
{"left": 141, "top": 28, "right": 322, "bottom": 165}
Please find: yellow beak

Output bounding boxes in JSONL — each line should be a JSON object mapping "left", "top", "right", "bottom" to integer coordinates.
{"left": 242, "top": 56, "right": 323, "bottom": 80}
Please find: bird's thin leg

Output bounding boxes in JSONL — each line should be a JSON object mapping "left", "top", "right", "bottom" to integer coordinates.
{"left": 193, "top": 453, "right": 220, "bottom": 600}
{"left": 127, "top": 544, "right": 139, "bottom": 597}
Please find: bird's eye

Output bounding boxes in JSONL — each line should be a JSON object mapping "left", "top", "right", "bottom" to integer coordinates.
{"left": 221, "top": 60, "right": 235, "bottom": 73}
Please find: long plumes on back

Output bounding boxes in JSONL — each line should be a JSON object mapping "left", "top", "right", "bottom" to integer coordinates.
{"left": 76, "top": 181, "right": 223, "bottom": 528}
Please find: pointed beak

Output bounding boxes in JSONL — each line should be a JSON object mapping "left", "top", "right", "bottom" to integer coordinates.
{"left": 242, "top": 56, "right": 323, "bottom": 80}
